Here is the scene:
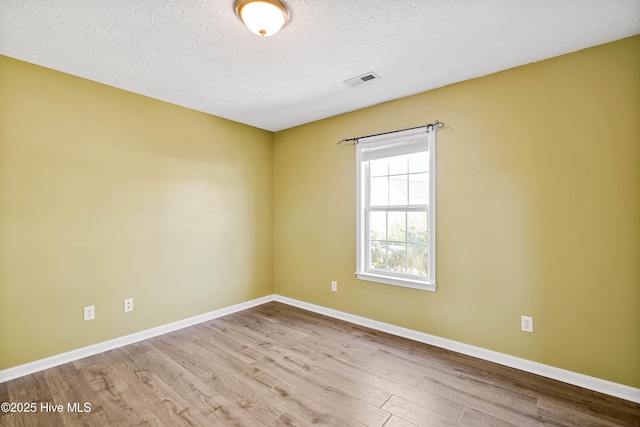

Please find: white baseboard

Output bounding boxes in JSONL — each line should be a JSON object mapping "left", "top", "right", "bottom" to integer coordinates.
{"left": 0, "top": 295, "right": 275, "bottom": 384}
{"left": 273, "top": 295, "right": 640, "bottom": 404}
{"left": 2, "top": 293, "right": 638, "bottom": 404}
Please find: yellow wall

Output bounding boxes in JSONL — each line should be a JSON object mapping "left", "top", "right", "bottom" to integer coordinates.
{"left": 274, "top": 36, "right": 640, "bottom": 388}
{"left": 0, "top": 56, "right": 274, "bottom": 369}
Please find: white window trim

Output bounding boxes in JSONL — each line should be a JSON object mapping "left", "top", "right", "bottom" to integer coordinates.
{"left": 355, "top": 126, "right": 437, "bottom": 292}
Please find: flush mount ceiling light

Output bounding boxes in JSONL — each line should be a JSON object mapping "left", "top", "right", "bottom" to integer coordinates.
{"left": 234, "top": 0, "right": 290, "bottom": 37}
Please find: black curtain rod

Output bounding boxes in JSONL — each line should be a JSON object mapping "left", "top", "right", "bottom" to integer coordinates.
{"left": 337, "top": 120, "right": 444, "bottom": 145}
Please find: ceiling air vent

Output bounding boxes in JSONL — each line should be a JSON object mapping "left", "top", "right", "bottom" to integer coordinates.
{"left": 344, "top": 72, "right": 381, "bottom": 88}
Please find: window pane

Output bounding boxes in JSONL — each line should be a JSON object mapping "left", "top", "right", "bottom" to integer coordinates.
{"left": 389, "top": 175, "right": 408, "bottom": 205}
{"left": 407, "top": 211, "right": 428, "bottom": 243}
{"left": 408, "top": 173, "right": 428, "bottom": 205}
{"left": 407, "top": 243, "right": 427, "bottom": 276}
{"left": 369, "top": 211, "right": 387, "bottom": 241}
{"left": 388, "top": 211, "right": 406, "bottom": 242}
{"left": 409, "top": 151, "right": 429, "bottom": 173}
{"left": 387, "top": 243, "right": 407, "bottom": 273}
{"left": 370, "top": 176, "right": 388, "bottom": 205}
{"left": 357, "top": 129, "right": 435, "bottom": 288}
{"left": 369, "top": 240, "right": 386, "bottom": 271}
{"left": 389, "top": 154, "right": 408, "bottom": 175}
{"left": 370, "top": 158, "right": 388, "bottom": 177}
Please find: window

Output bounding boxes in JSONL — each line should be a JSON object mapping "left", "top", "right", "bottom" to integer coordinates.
{"left": 356, "top": 126, "right": 436, "bottom": 291}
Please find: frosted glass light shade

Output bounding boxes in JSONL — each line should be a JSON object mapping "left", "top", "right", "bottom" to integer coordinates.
{"left": 234, "top": 0, "right": 290, "bottom": 37}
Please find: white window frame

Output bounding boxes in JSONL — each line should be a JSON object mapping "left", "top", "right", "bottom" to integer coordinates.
{"left": 355, "top": 125, "right": 437, "bottom": 292}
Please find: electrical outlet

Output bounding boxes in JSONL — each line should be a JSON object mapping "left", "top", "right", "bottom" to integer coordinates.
{"left": 521, "top": 315, "right": 533, "bottom": 333}
{"left": 331, "top": 281, "right": 337, "bottom": 292}
{"left": 124, "top": 298, "right": 133, "bottom": 313}
{"left": 84, "top": 306, "right": 95, "bottom": 321}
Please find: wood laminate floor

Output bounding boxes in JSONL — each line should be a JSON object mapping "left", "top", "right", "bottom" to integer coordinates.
{"left": 0, "top": 301, "right": 638, "bottom": 426}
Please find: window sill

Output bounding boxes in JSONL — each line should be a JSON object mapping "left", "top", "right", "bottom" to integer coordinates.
{"left": 355, "top": 272, "right": 437, "bottom": 292}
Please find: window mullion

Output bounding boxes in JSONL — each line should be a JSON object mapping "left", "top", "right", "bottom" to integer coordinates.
{"left": 369, "top": 205, "right": 427, "bottom": 211}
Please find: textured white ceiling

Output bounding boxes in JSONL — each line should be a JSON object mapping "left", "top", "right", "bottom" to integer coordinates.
{"left": 1, "top": 0, "right": 639, "bottom": 131}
